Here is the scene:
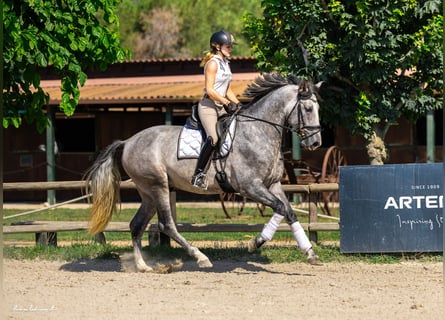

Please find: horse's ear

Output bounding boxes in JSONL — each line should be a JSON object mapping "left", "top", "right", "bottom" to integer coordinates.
{"left": 314, "top": 81, "right": 324, "bottom": 90}
{"left": 300, "top": 80, "right": 307, "bottom": 92}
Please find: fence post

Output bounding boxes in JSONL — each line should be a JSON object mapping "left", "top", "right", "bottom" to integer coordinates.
{"left": 46, "top": 106, "right": 56, "bottom": 205}
{"left": 308, "top": 192, "right": 318, "bottom": 244}
{"left": 35, "top": 232, "right": 57, "bottom": 246}
{"left": 94, "top": 232, "right": 106, "bottom": 244}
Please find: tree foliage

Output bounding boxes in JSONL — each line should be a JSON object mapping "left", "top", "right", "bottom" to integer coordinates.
{"left": 2, "top": 0, "right": 259, "bottom": 131}
{"left": 133, "top": 6, "right": 184, "bottom": 59}
{"left": 243, "top": 0, "right": 443, "bottom": 163}
{"left": 117, "top": 0, "right": 262, "bottom": 58}
{"left": 3, "top": 0, "right": 130, "bottom": 132}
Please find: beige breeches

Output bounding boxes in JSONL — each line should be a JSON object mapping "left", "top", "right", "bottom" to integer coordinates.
{"left": 198, "top": 97, "right": 226, "bottom": 144}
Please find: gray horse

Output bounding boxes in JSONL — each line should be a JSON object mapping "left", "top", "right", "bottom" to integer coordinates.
{"left": 85, "top": 73, "right": 323, "bottom": 272}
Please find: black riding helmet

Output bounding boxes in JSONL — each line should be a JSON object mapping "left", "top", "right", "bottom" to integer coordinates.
{"left": 210, "top": 30, "right": 237, "bottom": 49}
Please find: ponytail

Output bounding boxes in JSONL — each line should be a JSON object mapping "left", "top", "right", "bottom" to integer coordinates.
{"left": 200, "top": 51, "right": 214, "bottom": 67}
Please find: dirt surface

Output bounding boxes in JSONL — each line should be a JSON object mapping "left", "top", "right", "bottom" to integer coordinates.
{"left": 2, "top": 203, "right": 443, "bottom": 319}
{"left": 2, "top": 255, "right": 443, "bottom": 320}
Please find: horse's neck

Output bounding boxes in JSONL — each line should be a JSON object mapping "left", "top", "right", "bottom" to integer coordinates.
{"left": 242, "top": 97, "right": 286, "bottom": 135}
{"left": 234, "top": 111, "right": 283, "bottom": 165}
{"left": 238, "top": 106, "right": 285, "bottom": 145}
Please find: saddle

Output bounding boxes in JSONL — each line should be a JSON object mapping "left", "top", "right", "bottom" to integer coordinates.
{"left": 185, "top": 104, "right": 234, "bottom": 155}
{"left": 182, "top": 104, "right": 237, "bottom": 193}
{"left": 185, "top": 104, "right": 203, "bottom": 131}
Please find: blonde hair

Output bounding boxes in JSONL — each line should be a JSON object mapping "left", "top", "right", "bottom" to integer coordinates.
{"left": 200, "top": 51, "right": 215, "bottom": 67}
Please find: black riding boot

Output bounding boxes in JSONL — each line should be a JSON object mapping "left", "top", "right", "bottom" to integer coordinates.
{"left": 191, "top": 136, "right": 215, "bottom": 189}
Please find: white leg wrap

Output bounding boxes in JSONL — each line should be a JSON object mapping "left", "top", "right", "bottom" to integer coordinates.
{"left": 259, "top": 213, "right": 284, "bottom": 242}
{"left": 291, "top": 221, "right": 312, "bottom": 253}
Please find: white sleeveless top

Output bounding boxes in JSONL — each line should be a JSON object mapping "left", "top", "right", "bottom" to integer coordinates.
{"left": 204, "top": 55, "right": 232, "bottom": 98}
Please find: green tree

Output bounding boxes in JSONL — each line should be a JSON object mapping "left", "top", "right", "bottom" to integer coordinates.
{"left": 172, "top": 0, "right": 262, "bottom": 57}
{"left": 134, "top": 6, "right": 184, "bottom": 59}
{"left": 3, "top": 0, "right": 130, "bottom": 132}
{"left": 244, "top": 0, "right": 443, "bottom": 164}
{"left": 116, "top": 0, "right": 262, "bottom": 58}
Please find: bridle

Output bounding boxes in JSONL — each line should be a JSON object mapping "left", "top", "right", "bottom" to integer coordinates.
{"left": 237, "top": 91, "right": 321, "bottom": 140}
{"left": 287, "top": 90, "right": 322, "bottom": 140}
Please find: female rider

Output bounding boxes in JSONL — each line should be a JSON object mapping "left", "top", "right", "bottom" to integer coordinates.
{"left": 191, "top": 30, "right": 241, "bottom": 189}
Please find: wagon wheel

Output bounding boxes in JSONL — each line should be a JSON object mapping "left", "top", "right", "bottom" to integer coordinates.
{"left": 320, "top": 146, "right": 347, "bottom": 215}
{"left": 219, "top": 193, "right": 266, "bottom": 218}
{"left": 219, "top": 193, "right": 246, "bottom": 219}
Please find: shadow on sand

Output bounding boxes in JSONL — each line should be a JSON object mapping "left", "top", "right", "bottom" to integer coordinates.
{"left": 60, "top": 250, "right": 315, "bottom": 277}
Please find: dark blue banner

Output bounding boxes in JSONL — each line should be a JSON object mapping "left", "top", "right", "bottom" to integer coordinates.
{"left": 340, "top": 163, "right": 443, "bottom": 253}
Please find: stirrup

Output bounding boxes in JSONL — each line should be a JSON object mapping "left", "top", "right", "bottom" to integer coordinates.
{"left": 191, "top": 172, "right": 209, "bottom": 190}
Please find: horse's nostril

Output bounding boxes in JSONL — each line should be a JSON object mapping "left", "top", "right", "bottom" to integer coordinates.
{"left": 312, "top": 142, "right": 320, "bottom": 148}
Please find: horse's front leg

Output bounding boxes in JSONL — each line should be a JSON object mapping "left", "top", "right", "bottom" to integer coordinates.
{"left": 286, "top": 212, "right": 321, "bottom": 265}
{"left": 246, "top": 182, "right": 321, "bottom": 265}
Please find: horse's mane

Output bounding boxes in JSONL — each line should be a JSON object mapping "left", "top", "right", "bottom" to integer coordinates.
{"left": 243, "top": 73, "right": 305, "bottom": 102}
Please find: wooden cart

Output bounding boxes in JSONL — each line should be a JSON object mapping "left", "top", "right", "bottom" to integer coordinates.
{"left": 219, "top": 145, "right": 347, "bottom": 218}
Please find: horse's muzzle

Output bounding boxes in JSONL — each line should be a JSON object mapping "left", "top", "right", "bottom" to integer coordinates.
{"left": 307, "top": 141, "right": 321, "bottom": 151}
{"left": 301, "top": 131, "right": 322, "bottom": 150}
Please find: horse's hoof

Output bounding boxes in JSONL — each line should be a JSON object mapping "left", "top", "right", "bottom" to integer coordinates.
{"left": 307, "top": 254, "right": 322, "bottom": 266}
{"left": 247, "top": 237, "right": 257, "bottom": 253}
{"left": 136, "top": 265, "right": 154, "bottom": 273}
{"left": 197, "top": 258, "right": 213, "bottom": 268}
{"left": 155, "top": 263, "right": 175, "bottom": 274}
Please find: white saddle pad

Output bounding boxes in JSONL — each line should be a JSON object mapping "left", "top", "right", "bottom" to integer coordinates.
{"left": 177, "top": 120, "right": 236, "bottom": 159}
{"left": 177, "top": 127, "right": 204, "bottom": 159}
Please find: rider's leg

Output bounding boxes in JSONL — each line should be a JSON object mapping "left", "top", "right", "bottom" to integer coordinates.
{"left": 191, "top": 136, "right": 215, "bottom": 189}
{"left": 198, "top": 99, "right": 219, "bottom": 143}
{"left": 191, "top": 101, "right": 219, "bottom": 189}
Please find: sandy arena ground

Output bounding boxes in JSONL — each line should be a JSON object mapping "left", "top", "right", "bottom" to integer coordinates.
{"left": 2, "top": 255, "right": 443, "bottom": 320}
{"left": 2, "top": 203, "right": 443, "bottom": 319}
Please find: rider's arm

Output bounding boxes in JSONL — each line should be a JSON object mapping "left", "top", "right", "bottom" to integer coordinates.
{"left": 225, "top": 83, "right": 240, "bottom": 105}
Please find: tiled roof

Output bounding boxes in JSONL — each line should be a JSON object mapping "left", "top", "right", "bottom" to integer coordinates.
{"left": 41, "top": 72, "right": 259, "bottom": 105}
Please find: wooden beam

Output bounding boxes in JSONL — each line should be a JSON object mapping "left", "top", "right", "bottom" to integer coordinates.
{"left": 3, "top": 181, "right": 338, "bottom": 192}
{"left": 3, "top": 221, "right": 339, "bottom": 234}
{"left": 2, "top": 180, "right": 136, "bottom": 191}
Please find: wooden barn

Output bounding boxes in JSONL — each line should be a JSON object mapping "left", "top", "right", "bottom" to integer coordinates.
{"left": 3, "top": 58, "right": 442, "bottom": 202}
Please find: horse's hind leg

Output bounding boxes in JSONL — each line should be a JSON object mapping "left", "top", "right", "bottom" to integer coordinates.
{"left": 155, "top": 193, "right": 213, "bottom": 268}
{"left": 130, "top": 202, "right": 156, "bottom": 272}
{"left": 162, "top": 227, "right": 213, "bottom": 268}
{"left": 160, "top": 222, "right": 213, "bottom": 268}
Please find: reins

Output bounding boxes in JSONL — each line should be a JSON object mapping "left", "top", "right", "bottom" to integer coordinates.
{"left": 237, "top": 93, "right": 321, "bottom": 140}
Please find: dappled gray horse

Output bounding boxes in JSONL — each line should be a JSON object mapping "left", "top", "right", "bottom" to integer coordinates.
{"left": 85, "top": 73, "right": 322, "bottom": 272}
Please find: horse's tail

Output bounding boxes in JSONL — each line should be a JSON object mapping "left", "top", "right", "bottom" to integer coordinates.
{"left": 84, "top": 140, "right": 125, "bottom": 234}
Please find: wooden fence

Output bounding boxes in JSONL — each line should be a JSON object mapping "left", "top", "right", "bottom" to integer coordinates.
{"left": 3, "top": 181, "right": 339, "bottom": 246}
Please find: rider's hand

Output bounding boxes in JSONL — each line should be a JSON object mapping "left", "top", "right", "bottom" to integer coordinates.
{"left": 224, "top": 102, "right": 242, "bottom": 114}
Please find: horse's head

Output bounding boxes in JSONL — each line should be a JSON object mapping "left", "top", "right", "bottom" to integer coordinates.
{"left": 287, "top": 80, "right": 322, "bottom": 150}
{"left": 243, "top": 73, "right": 322, "bottom": 150}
